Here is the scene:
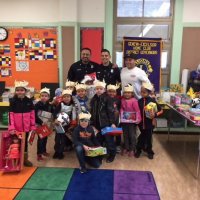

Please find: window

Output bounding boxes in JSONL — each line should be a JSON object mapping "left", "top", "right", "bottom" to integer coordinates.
{"left": 114, "top": 0, "right": 174, "bottom": 87}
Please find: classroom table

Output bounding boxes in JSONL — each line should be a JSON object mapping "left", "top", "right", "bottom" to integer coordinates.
{"left": 166, "top": 103, "right": 200, "bottom": 178}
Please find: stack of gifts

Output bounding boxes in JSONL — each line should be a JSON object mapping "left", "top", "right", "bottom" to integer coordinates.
{"left": 85, "top": 146, "right": 107, "bottom": 157}
{"left": 170, "top": 94, "right": 182, "bottom": 106}
{"left": 144, "top": 102, "right": 158, "bottom": 119}
{"left": 189, "top": 108, "right": 200, "bottom": 124}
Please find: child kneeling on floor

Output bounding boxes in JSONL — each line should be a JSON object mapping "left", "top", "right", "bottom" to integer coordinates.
{"left": 72, "top": 112, "right": 102, "bottom": 173}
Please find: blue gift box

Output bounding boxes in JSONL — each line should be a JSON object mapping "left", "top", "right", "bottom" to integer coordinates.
{"left": 101, "top": 127, "right": 123, "bottom": 136}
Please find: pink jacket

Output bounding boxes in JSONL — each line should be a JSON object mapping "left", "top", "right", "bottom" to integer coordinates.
{"left": 8, "top": 96, "right": 36, "bottom": 132}
{"left": 120, "top": 97, "right": 142, "bottom": 124}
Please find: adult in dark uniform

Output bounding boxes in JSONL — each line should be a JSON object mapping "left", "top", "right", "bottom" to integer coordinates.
{"left": 68, "top": 48, "right": 99, "bottom": 82}
{"left": 96, "top": 49, "right": 121, "bottom": 85}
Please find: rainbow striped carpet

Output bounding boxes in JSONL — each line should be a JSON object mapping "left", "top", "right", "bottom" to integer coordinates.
{"left": 0, "top": 167, "right": 160, "bottom": 200}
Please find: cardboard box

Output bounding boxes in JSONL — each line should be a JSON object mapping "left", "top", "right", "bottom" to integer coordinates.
{"left": 0, "top": 131, "right": 25, "bottom": 172}
{"left": 85, "top": 147, "right": 107, "bottom": 157}
{"left": 155, "top": 118, "right": 168, "bottom": 128}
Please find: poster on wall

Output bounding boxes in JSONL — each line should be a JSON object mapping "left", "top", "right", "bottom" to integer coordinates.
{"left": 0, "top": 56, "right": 11, "bottom": 67}
{"left": 16, "top": 61, "right": 29, "bottom": 71}
{"left": 15, "top": 50, "right": 28, "bottom": 60}
{"left": 123, "top": 37, "right": 162, "bottom": 92}
{"left": 14, "top": 38, "right": 28, "bottom": 49}
{"left": 0, "top": 68, "right": 12, "bottom": 77}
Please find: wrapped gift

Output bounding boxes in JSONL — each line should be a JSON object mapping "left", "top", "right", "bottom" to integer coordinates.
{"left": 85, "top": 147, "right": 107, "bottom": 157}
{"left": 35, "top": 124, "right": 53, "bottom": 138}
{"left": 144, "top": 102, "right": 158, "bottom": 119}
{"left": 0, "top": 131, "right": 25, "bottom": 172}
{"left": 189, "top": 108, "right": 200, "bottom": 116}
{"left": 190, "top": 115, "right": 200, "bottom": 121}
{"left": 170, "top": 94, "right": 182, "bottom": 106}
{"left": 101, "top": 127, "right": 123, "bottom": 136}
{"left": 28, "top": 130, "right": 35, "bottom": 145}
{"left": 54, "top": 124, "right": 65, "bottom": 134}
{"left": 176, "top": 104, "right": 191, "bottom": 112}
{"left": 120, "top": 111, "right": 137, "bottom": 123}
{"left": 38, "top": 110, "right": 53, "bottom": 127}
{"left": 181, "top": 94, "right": 192, "bottom": 105}
{"left": 170, "top": 84, "right": 183, "bottom": 93}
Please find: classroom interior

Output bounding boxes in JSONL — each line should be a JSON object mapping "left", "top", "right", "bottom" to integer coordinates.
{"left": 0, "top": 0, "right": 200, "bottom": 200}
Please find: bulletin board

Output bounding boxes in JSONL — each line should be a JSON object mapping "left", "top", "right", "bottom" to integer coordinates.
{"left": 0, "top": 28, "right": 58, "bottom": 89}
{"left": 81, "top": 28, "right": 104, "bottom": 64}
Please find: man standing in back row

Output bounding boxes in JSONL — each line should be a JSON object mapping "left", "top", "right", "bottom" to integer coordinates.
{"left": 121, "top": 53, "right": 150, "bottom": 100}
{"left": 96, "top": 49, "right": 121, "bottom": 85}
{"left": 68, "top": 48, "right": 99, "bottom": 82}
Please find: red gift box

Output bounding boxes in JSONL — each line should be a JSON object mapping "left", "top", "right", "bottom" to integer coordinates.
{"left": 28, "top": 130, "right": 35, "bottom": 145}
{"left": 35, "top": 124, "right": 53, "bottom": 139}
{"left": 0, "top": 131, "right": 25, "bottom": 172}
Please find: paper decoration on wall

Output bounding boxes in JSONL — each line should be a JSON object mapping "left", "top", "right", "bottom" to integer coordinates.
{"left": 14, "top": 38, "right": 28, "bottom": 48}
{"left": 29, "top": 50, "right": 43, "bottom": 60}
{"left": 15, "top": 50, "right": 28, "bottom": 60}
{"left": 16, "top": 61, "right": 29, "bottom": 71}
{"left": 43, "top": 50, "right": 57, "bottom": 60}
{"left": 29, "top": 38, "right": 42, "bottom": 49}
{"left": 0, "top": 68, "right": 12, "bottom": 77}
{"left": 0, "top": 56, "right": 11, "bottom": 67}
{"left": 42, "top": 38, "right": 56, "bottom": 49}
{"left": 0, "top": 45, "right": 10, "bottom": 54}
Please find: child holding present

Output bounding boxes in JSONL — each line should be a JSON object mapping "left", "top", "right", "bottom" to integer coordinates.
{"left": 53, "top": 89, "right": 77, "bottom": 159}
{"left": 106, "top": 84, "right": 121, "bottom": 153}
{"left": 120, "top": 84, "right": 141, "bottom": 156}
{"left": 9, "top": 80, "right": 36, "bottom": 167}
{"left": 73, "top": 112, "right": 102, "bottom": 173}
{"left": 35, "top": 87, "right": 54, "bottom": 161}
{"left": 135, "top": 82, "right": 163, "bottom": 159}
{"left": 90, "top": 80, "right": 117, "bottom": 163}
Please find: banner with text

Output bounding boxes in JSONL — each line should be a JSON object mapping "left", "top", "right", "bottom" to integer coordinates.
{"left": 123, "top": 37, "right": 162, "bottom": 92}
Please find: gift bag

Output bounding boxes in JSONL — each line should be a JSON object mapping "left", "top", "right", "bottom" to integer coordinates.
{"left": 0, "top": 131, "right": 25, "bottom": 172}
{"left": 35, "top": 124, "right": 53, "bottom": 138}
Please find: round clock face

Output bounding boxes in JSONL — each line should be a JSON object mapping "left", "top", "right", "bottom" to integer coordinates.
{"left": 0, "top": 27, "right": 8, "bottom": 41}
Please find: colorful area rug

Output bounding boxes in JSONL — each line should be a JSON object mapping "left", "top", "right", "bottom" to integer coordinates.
{"left": 0, "top": 167, "right": 160, "bottom": 200}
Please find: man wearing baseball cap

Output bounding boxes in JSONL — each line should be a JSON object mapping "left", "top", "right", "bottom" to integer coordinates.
{"left": 121, "top": 53, "right": 150, "bottom": 99}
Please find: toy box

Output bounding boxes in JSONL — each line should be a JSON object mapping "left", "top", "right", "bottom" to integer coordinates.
{"left": 170, "top": 94, "right": 182, "bottom": 106}
{"left": 38, "top": 110, "right": 53, "bottom": 127}
{"left": 181, "top": 94, "right": 192, "bottom": 105}
{"left": 85, "top": 146, "right": 107, "bottom": 157}
{"left": 101, "top": 127, "right": 123, "bottom": 136}
{"left": 144, "top": 102, "right": 158, "bottom": 119}
{"left": 120, "top": 111, "right": 138, "bottom": 123}
{"left": 35, "top": 124, "right": 53, "bottom": 139}
{"left": 0, "top": 131, "right": 25, "bottom": 172}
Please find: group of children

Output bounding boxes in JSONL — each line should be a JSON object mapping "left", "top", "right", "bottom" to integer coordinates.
{"left": 8, "top": 78, "right": 163, "bottom": 172}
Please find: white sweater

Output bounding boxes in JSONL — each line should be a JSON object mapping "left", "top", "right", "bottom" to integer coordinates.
{"left": 120, "top": 67, "right": 150, "bottom": 99}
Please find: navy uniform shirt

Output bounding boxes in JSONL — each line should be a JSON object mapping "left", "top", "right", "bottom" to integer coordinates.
{"left": 96, "top": 62, "right": 121, "bottom": 85}
{"left": 68, "top": 60, "right": 99, "bottom": 82}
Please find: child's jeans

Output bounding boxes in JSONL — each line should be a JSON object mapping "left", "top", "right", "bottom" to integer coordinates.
{"left": 136, "top": 128, "right": 154, "bottom": 155}
{"left": 37, "top": 136, "right": 47, "bottom": 155}
{"left": 75, "top": 145, "right": 101, "bottom": 169}
{"left": 122, "top": 123, "right": 136, "bottom": 151}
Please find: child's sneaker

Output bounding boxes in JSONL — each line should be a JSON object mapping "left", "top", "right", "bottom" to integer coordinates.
{"left": 43, "top": 152, "right": 50, "bottom": 157}
{"left": 116, "top": 146, "right": 121, "bottom": 153}
{"left": 128, "top": 151, "right": 134, "bottom": 157}
{"left": 121, "top": 149, "right": 128, "bottom": 156}
{"left": 53, "top": 152, "right": 59, "bottom": 159}
{"left": 37, "top": 154, "right": 44, "bottom": 161}
{"left": 148, "top": 154, "right": 154, "bottom": 159}
{"left": 106, "top": 155, "right": 115, "bottom": 163}
{"left": 80, "top": 167, "right": 88, "bottom": 174}
{"left": 134, "top": 151, "right": 141, "bottom": 158}
{"left": 58, "top": 153, "right": 64, "bottom": 160}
